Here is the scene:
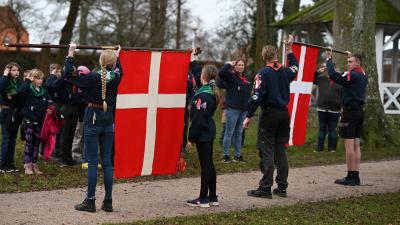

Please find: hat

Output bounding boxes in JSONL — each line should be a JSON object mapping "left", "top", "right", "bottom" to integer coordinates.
{"left": 77, "top": 65, "right": 90, "bottom": 75}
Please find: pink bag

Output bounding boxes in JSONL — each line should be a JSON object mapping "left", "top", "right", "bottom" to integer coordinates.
{"left": 40, "top": 106, "right": 64, "bottom": 161}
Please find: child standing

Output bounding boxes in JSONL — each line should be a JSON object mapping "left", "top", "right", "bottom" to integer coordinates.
{"left": 17, "top": 69, "right": 52, "bottom": 174}
{"left": 0, "top": 62, "right": 23, "bottom": 173}
{"left": 186, "top": 65, "right": 220, "bottom": 208}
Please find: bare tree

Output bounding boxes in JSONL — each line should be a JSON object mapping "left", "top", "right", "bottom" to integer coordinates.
{"left": 55, "top": 0, "right": 81, "bottom": 64}
{"left": 150, "top": 0, "right": 168, "bottom": 48}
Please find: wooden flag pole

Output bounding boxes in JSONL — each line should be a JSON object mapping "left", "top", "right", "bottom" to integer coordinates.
{"left": 293, "top": 41, "right": 348, "bottom": 55}
{"left": 3, "top": 43, "right": 193, "bottom": 52}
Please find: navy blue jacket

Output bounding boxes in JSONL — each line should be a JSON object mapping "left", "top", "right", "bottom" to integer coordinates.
{"left": 247, "top": 53, "right": 299, "bottom": 118}
{"left": 326, "top": 59, "right": 368, "bottom": 107}
{"left": 186, "top": 60, "right": 202, "bottom": 106}
{"left": 17, "top": 80, "right": 52, "bottom": 122}
{"left": 44, "top": 74, "right": 63, "bottom": 104}
{"left": 188, "top": 84, "right": 217, "bottom": 142}
{"left": 218, "top": 64, "right": 251, "bottom": 111}
{"left": 0, "top": 76, "right": 22, "bottom": 107}
{"left": 66, "top": 57, "right": 123, "bottom": 125}
{"left": 46, "top": 57, "right": 85, "bottom": 107}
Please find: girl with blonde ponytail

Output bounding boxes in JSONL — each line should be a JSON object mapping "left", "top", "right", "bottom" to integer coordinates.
{"left": 66, "top": 43, "right": 122, "bottom": 213}
{"left": 185, "top": 64, "right": 220, "bottom": 208}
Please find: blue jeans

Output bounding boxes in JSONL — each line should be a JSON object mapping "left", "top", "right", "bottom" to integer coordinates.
{"left": 223, "top": 108, "right": 247, "bottom": 157}
{"left": 317, "top": 111, "right": 340, "bottom": 151}
{"left": 84, "top": 122, "right": 114, "bottom": 200}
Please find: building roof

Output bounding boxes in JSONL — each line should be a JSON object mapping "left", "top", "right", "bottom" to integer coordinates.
{"left": 273, "top": 0, "right": 400, "bottom": 27}
{"left": 0, "top": 6, "right": 28, "bottom": 33}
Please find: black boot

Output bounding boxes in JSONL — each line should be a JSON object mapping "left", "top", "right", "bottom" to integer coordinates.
{"left": 335, "top": 171, "right": 358, "bottom": 186}
{"left": 75, "top": 198, "right": 96, "bottom": 212}
{"left": 247, "top": 187, "right": 272, "bottom": 199}
{"left": 273, "top": 187, "right": 287, "bottom": 197}
{"left": 101, "top": 199, "right": 113, "bottom": 212}
{"left": 353, "top": 171, "right": 361, "bottom": 185}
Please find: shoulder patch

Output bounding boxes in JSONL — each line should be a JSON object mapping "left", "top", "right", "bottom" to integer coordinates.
{"left": 289, "top": 65, "right": 298, "bottom": 73}
{"left": 195, "top": 98, "right": 202, "bottom": 110}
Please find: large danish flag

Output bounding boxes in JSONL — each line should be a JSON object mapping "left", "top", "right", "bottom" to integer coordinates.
{"left": 285, "top": 43, "right": 319, "bottom": 146}
{"left": 114, "top": 50, "right": 190, "bottom": 178}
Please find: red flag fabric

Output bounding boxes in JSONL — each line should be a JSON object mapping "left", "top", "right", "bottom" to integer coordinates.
{"left": 114, "top": 50, "right": 190, "bottom": 178}
{"left": 286, "top": 44, "right": 319, "bottom": 146}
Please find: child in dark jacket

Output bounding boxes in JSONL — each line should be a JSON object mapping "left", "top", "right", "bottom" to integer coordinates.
{"left": 0, "top": 62, "right": 23, "bottom": 173}
{"left": 186, "top": 65, "right": 220, "bottom": 208}
{"left": 17, "top": 69, "right": 52, "bottom": 174}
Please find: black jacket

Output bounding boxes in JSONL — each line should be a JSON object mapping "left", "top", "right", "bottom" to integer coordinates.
{"left": 17, "top": 80, "right": 52, "bottom": 122}
{"left": 313, "top": 71, "right": 342, "bottom": 112}
{"left": 247, "top": 53, "right": 299, "bottom": 118}
{"left": 218, "top": 64, "right": 251, "bottom": 111}
{"left": 188, "top": 84, "right": 217, "bottom": 142}
{"left": 326, "top": 59, "right": 368, "bottom": 107}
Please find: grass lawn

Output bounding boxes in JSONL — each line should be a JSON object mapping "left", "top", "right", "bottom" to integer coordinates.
{"left": 0, "top": 109, "right": 399, "bottom": 193}
{"left": 113, "top": 192, "right": 400, "bottom": 225}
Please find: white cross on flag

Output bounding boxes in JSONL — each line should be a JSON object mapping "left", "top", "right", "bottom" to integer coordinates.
{"left": 285, "top": 43, "right": 318, "bottom": 146}
{"left": 114, "top": 50, "right": 190, "bottom": 178}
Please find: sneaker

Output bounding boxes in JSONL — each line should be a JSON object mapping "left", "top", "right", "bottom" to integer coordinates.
{"left": 5, "top": 164, "right": 19, "bottom": 173}
{"left": 328, "top": 149, "right": 336, "bottom": 153}
{"left": 209, "top": 196, "right": 219, "bottom": 206}
{"left": 75, "top": 198, "right": 96, "bottom": 212}
{"left": 273, "top": 188, "right": 287, "bottom": 197}
{"left": 101, "top": 199, "right": 113, "bottom": 212}
{"left": 334, "top": 176, "right": 360, "bottom": 186}
{"left": 222, "top": 155, "right": 231, "bottom": 163}
{"left": 247, "top": 187, "right": 272, "bottom": 199}
{"left": 186, "top": 198, "right": 210, "bottom": 208}
{"left": 81, "top": 162, "right": 88, "bottom": 169}
{"left": 0, "top": 166, "right": 4, "bottom": 173}
{"left": 32, "top": 163, "right": 43, "bottom": 174}
{"left": 24, "top": 163, "right": 34, "bottom": 175}
{"left": 233, "top": 155, "right": 245, "bottom": 162}
{"left": 313, "top": 149, "right": 323, "bottom": 153}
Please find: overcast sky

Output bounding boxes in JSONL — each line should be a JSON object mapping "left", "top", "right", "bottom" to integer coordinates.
{"left": 26, "top": 0, "right": 314, "bottom": 44}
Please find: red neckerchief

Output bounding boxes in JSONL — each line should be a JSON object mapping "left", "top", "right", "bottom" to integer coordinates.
{"left": 266, "top": 60, "right": 282, "bottom": 71}
{"left": 347, "top": 66, "right": 366, "bottom": 81}
{"left": 236, "top": 73, "right": 248, "bottom": 85}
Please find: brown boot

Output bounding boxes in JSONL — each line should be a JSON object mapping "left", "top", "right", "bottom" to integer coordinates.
{"left": 24, "top": 163, "right": 34, "bottom": 175}
{"left": 32, "top": 163, "right": 43, "bottom": 174}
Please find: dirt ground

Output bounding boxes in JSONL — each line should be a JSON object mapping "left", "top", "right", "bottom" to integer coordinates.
{"left": 0, "top": 160, "right": 399, "bottom": 225}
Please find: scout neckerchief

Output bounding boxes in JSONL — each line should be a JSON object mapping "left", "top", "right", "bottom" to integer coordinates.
{"left": 266, "top": 60, "right": 283, "bottom": 71}
{"left": 194, "top": 84, "right": 214, "bottom": 97}
{"left": 97, "top": 69, "right": 115, "bottom": 83}
{"left": 6, "top": 79, "right": 18, "bottom": 96}
{"left": 346, "top": 66, "right": 366, "bottom": 81}
{"left": 235, "top": 72, "right": 248, "bottom": 85}
{"left": 30, "top": 83, "right": 45, "bottom": 97}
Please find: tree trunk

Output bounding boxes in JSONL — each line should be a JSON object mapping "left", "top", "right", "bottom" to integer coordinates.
{"left": 282, "top": 0, "right": 300, "bottom": 18}
{"left": 333, "top": 0, "right": 397, "bottom": 148}
{"left": 265, "top": 0, "right": 277, "bottom": 45}
{"left": 255, "top": 0, "right": 267, "bottom": 70}
{"left": 150, "top": 0, "right": 167, "bottom": 48}
{"left": 55, "top": 0, "right": 81, "bottom": 64}
{"left": 78, "top": 0, "right": 90, "bottom": 45}
{"left": 175, "top": 0, "right": 181, "bottom": 49}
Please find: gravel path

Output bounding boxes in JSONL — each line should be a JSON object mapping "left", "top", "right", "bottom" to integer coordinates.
{"left": 0, "top": 160, "right": 399, "bottom": 225}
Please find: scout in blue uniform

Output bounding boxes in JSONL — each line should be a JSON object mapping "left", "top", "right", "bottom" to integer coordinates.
{"left": 244, "top": 35, "right": 298, "bottom": 198}
{"left": 325, "top": 49, "right": 368, "bottom": 186}
{"left": 0, "top": 62, "right": 23, "bottom": 173}
{"left": 17, "top": 69, "right": 52, "bottom": 174}
{"left": 186, "top": 65, "right": 220, "bottom": 208}
{"left": 68, "top": 43, "right": 122, "bottom": 213}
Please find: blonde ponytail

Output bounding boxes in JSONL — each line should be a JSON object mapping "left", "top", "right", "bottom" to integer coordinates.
{"left": 98, "top": 49, "right": 117, "bottom": 112}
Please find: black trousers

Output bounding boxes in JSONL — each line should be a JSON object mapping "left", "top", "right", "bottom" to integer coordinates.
{"left": 257, "top": 108, "right": 289, "bottom": 190}
{"left": 196, "top": 140, "right": 217, "bottom": 199}
{"left": 60, "top": 104, "right": 80, "bottom": 162}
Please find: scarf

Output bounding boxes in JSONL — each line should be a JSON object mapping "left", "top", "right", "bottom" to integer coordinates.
{"left": 347, "top": 66, "right": 366, "bottom": 81}
{"left": 29, "top": 83, "right": 45, "bottom": 97}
